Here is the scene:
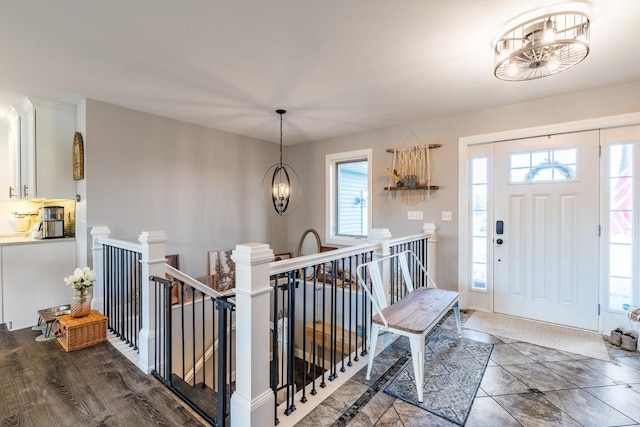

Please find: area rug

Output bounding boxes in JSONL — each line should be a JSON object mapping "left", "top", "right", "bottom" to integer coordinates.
{"left": 384, "top": 329, "right": 493, "bottom": 426}
{"left": 464, "top": 311, "right": 610, "bottom": 361}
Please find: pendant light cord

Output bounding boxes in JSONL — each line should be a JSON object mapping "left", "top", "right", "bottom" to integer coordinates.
{"left": 279, "top": 112, "right": 284, "bottom": 166}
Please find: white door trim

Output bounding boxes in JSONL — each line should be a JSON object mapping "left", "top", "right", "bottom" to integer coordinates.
{"left": 457, "top": 112, "right": 640, "bottom": 331}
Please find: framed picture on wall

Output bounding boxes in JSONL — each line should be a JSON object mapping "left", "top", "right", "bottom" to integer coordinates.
{"left": 207, "top": 250, "right": 236, "bottom": 292}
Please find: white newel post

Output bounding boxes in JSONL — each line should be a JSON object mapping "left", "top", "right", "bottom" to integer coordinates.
{"left": 137, "top": 231, "right": 168, "bottom": 374}
{"left": 231, "top": 243, "right": 275, "bottom": 427}
{"left": 90, "top": 226, "right": 111, "bottom": 314}
{"left": 422, "top": 223, "right": 437, "bottom": 283}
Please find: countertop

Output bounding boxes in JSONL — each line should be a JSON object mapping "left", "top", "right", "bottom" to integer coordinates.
{"left": 0, "top": 234, "right": 75, "bottom": 246}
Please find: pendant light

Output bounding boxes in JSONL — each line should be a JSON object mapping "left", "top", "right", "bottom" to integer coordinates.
{"left": 263, "top": 109, "right": 300, "bottom": 216}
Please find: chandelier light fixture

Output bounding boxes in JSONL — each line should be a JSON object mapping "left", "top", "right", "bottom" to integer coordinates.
{"left": 263, "top": 109, "right": 300, "bottom": 216}
{"left": 494, "top": 11, "right": 590, "bottom": 81}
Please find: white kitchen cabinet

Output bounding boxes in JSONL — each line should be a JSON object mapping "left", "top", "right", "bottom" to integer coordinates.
{"left": 5, "top": 98, "right": 76, "bottom": 200}
{"left": 1, "top": 239, "right": 76, "bottom": 331}
{"left": 6, "top": 107, "right": 21, "bottom": 199}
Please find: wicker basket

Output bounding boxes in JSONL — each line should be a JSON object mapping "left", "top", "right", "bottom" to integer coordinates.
{"left": 55, "top": 310, "right": 107, "bottom": 352}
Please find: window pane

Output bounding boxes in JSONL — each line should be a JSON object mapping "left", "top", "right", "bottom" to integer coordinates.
{"left": 472, "top": 158, "right": 487, "bottom": 184}
{"left": 472, "top": 211, "right": 487, "bottom": 236}
{"left": 610, "top": 144, "right": 633, "bottom": 178}
{"left": 607, "top": 143, "right": 634, "bottom": 313}
{"left": 511, "top": 153, "right": 530, "bottom": 168}
{"left": 531, "top": 151, "right": 550, "bottom": 166}
{"left": 336, "top": 160, "right": 368, "bottom": 237}
{"left": 511, "top": 148, "right": 578, "bottom": 183}
{"left": 610, "top": 212, "right": 632, "bottom": 243}
{"left": 472, "top": 263, "right": 486, "bottom": 290}
{"left": 470, "top": 155, "right": 488, "bottom": 291}
{"left": 472, "top": 185, "right": 487, "bottom": 211}
{"left": 554, "top": 149, "right": 577, "bottom": 164}
{"left": 609, "top": 244, "right": 632, "bottom": 278}
{"left": 609, "top": 276, "right": 632, "bottom": 311}
{"left": 610, "top": 177, "right": 633, "bottom": 211}
{"left": 472, "top": 237, "right": 487, "bottom": 263}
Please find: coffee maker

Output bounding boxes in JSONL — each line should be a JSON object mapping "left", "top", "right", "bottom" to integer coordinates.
{"left": 41, "top": 206, "right": 64, "bottom": 238}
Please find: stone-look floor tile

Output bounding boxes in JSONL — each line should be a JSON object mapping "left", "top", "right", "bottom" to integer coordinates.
{"left": 493, "top": 335, "right": 519, "bottom": 344}
{"left": 346, "top": 392, "right": 395, "bottom": 426}
{"left": 543, "top": 360, "right": 617, "bottom": 387}
{"left": 487, "top": 359, "right": 498, "bottom": 367}
{"left": 461, "top": 329, "right": 505, "bottom": 345}
{"left": 617, "top": 356, "right": 640, "bottom": 371}
{"left": 479, "top": 366, "right": 531, "bottom": 396}
{"left": 389, "top": 336, "right": 410, "bottom": 351}
{"left": 475, "top": 387, "right": 488, "bottom": 397}
{"left": 490, "top": 344, "right": 536, "bottom": 365}
{"left": 608, "top": 344, "right": 638, "bottom": 360}
{"left": 493, "top": 393, "right": 581, "bottom": 427}
{"left": 297, "top": 403, "right": 343, "bottom": 427}
{"left": 544, "top": 388, "right": 635, "bottom": 426}
{"left": 584, "top": 385, "right": 640, "bottom": 423}
{"left": 465, "top": 397, "right": 521, "bottom": 427}
{"left": 322, "top": 380, "right": 369, "bottom": 413}
{"left": 578, "top": 358, "right": 640, "bottom": 383}
{"left": 350, "top": 360, "right": 394, "bottom": 386}
{"left": 509, "top": 342, "right": 574, "bottom": 363}
{"left": 371, "top": 404, "right": 404, "bottom": 427}
{"left": 392, "top": 401, "right": 457, "bottom": 427}
{"left": 502, "top": 362, "right": 577, "bottom": 391}
{"left": 374, "top": 345, "right": 408, "bottom": 366}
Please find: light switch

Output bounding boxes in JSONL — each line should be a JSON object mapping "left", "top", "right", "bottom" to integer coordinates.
{"left": 442, "top": 211, "right": 453, "bottom": 221}
{"left": 408, "top": 211, "right": 423, "bottom": 220}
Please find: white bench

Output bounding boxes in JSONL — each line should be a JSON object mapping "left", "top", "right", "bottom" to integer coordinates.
{"left": 356, "top": 250, "right": 461, "bottom": 403}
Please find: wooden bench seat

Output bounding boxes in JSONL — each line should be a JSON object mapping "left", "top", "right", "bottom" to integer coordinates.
{"left": 372, "top": 287, "right": 459, "bottom": 334}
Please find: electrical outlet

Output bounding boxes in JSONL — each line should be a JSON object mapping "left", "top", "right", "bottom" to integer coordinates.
{"left": 442, "top": 211, "right": 453, "bottom": 221}
{"left": 408, "top": 211, "right": 423, "bottom": 220}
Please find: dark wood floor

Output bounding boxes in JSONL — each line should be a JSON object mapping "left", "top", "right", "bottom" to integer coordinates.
{"left": 0, "top": 324, "right": 206, "bottom": 426}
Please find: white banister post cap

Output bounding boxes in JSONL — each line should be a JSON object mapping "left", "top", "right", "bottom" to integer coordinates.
{"left": 232, "top": 243, "right": 274, "bottom": 265}
{"left": 90, "top": 226, "right": 111, "bottom": 237}
{"left": 368, "top": 228, "right": 392, "bottom": 241}
{"left": 138, "top": 231, "right": 168, "bottom": 244}
{"left": 423, "top": 223, "right": 437, "bottom": 235}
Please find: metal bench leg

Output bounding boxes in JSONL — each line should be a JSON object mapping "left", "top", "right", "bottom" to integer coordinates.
{"left": 365, "top": 323, "right": 380, "bottom": 381}
{"left": 454, "top": 301, "right": 462, "bottom": 337}
{"left": 409, "top": 334, "right": 425, "bottom": 403}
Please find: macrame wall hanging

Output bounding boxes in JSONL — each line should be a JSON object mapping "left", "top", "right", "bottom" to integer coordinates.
{"left": 385, "top": 133, "right": 440, "bottom": 206}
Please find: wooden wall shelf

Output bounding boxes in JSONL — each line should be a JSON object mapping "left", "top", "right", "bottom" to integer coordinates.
{"left": 386, "top": 144, "right": 441, "bottom": 152}
{"left": 384, "top": 186, "right": 439, "bottom": 191}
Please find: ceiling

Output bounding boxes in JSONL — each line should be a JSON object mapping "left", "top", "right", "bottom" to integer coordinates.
{"left": 0, "top": 0, "right": 639, "bottom": 144}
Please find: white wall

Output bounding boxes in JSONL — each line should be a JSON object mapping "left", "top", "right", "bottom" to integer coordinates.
{"left": 84, "top": 99, "right": 288, "bottom": 277}
{"left": 75, "top": 99, "right": 87, "bottom": 267}
{"left": 287, "top": 80, "right": 640, "bottom": 290}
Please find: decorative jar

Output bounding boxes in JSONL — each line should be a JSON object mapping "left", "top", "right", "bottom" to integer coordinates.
{"left": 70, "top": 289, "right": 92, "bottom": 318}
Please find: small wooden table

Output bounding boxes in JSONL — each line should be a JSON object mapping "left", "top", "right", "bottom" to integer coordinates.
{"left": 36, "top": 305, "right": 71, "bottom": 340}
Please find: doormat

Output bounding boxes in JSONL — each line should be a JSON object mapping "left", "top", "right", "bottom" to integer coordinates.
{"left": 384, "top": 329, "right": 493, "bottom": 426}
{"left": 464, "top": 311, "right": 610, "bottom": 361}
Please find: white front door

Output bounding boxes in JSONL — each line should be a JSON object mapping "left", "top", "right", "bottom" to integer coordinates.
{"left": 493, "top": 130, "right": 600, "bottom": 330}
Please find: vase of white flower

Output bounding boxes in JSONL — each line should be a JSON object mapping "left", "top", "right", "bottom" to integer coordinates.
{"left": 64, "top": 267, "right": 96, "bottom": 318}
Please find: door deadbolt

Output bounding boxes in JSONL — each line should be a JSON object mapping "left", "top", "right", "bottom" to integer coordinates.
{"left": 496, "top": 238, "right": 504, "bottom": 245}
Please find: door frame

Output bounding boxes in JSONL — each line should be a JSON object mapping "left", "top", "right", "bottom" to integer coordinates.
{"left": 457, "top": 112, "right": 640, "bottom": 333}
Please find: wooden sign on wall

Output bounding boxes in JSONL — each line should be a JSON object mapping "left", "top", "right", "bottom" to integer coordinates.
{"left": 73, "top": 132, "right": 84, "bottom": 181}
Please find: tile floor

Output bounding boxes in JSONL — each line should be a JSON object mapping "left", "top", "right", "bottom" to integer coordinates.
{"left": 297, "top": 312, "right": 640, "bottom": 426}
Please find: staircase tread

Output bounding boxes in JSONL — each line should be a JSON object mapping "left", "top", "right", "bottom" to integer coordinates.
{"left": 170, "top": 374, "right": 219, "bottom": 415}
